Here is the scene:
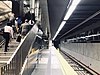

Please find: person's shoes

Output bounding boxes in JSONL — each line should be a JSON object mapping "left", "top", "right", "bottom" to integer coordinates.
{"left": 4, "top": 51, "right": 7, "bottom": 54}
{"left": 4, "top": 51, "right": 7, "bottom": 52}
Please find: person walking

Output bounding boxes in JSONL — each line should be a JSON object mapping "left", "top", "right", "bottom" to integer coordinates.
{"left": 21, "top": 19, "right": 29, "bottom": 37}
{"left": 15, "top": 16, "right": 22, "bottom": 34}
{"left": 3, "top": 22, "right": 14, "bottom": 52}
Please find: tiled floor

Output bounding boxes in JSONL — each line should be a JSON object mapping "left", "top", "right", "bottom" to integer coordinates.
{"left": 31, "top": 46, "right": 63, "bottom": 75}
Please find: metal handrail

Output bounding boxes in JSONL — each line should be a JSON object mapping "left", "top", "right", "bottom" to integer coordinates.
{"left": 0, "top": 24, "right": 38, "bottom": 75}
{"left": 0, "top": 40, "right": 5, "bottom": 47}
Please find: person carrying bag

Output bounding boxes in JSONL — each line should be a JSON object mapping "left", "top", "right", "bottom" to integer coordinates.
{"left": 3, "top": 22, "right": 14, "bottom": 52}
{"left": 16, "top": 34, "right": 21, "bottom": 42}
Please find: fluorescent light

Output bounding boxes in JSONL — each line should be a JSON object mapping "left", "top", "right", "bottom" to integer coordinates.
{"left": 64, "top": 0, "right": 81, "bottom": 20}
{"left": 69, "top": 34, "right": 100, "bottom": 40}
{"left": 53, "top": 21, "right": 66, "bottom": 40}
{"left": 52, "top": 0, "right": 81, "bottom": 40}
{"left": 86, "top": 34, "right": 100, "bottom": 38}
{"left": 80, "top": 37, "right": 86, "bottom": 39}
{"left": 67, "top": 0, "right": 72, "bottom": 8}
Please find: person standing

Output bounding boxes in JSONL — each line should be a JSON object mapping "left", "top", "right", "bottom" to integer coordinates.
{"left": 15, "top": 16, "right": 22, "bottom": 34}
{"left": 21, "top": 19, "right": 29, "bottom": 37}
{"left": 3, "top": 22, "right": 14, "bottom": 52}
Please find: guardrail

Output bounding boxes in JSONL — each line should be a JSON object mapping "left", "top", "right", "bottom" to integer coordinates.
{"left": 21, "top": 50, "right": 39, "bottom": 75}
{"left": 0, "top": 40, "right": 5, "bottom": 48}
{"left": 0, "top": 24, "right": 38, "bottom": 75}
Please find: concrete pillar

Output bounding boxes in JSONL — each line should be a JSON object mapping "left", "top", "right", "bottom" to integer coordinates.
{"left": 40, "top": 0, "right": 51, "bottom": 38}
{"left": 12, "top": 0, "right": 24, "bottom": 17}
{"left": 19, "top": 0, "right": 24, "bottom": 17}
{"left": 35, "top": 0, "right": 39, "bottom": 20}
{"left": 30, "top": 0, "right": 35, "bottom": 13}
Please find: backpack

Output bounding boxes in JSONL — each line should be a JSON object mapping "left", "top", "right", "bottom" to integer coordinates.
{"left": 17, "top": 18, "right": 22, "bottom": 25}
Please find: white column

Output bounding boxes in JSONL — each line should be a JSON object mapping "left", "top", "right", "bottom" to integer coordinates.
{"left": 35, "top": 0, "right": 39, "bottom": 20}
{"left": 30, "top": 0, "right": 35, "bottom": 13}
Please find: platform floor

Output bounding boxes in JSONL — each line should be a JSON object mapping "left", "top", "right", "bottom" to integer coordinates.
{"left": 31, "top": 46, "right": 64, "bottom": 75}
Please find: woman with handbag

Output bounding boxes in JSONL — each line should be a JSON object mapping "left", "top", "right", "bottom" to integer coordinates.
{"left": 3, "top": 22, "right": 14, "bottom": 52}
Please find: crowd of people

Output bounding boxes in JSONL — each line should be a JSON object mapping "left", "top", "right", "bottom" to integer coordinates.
{"left": 2, "top": 12, "right": 35, "bottom": 52}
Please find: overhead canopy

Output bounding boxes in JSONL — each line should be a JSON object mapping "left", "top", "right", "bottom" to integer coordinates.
{"left": 47, "top": 0, "right": 100, "bottom": 41}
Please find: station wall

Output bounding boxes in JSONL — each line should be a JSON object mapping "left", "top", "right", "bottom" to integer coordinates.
{"left": 60, "top": 43, "right": 100, "bottom": 73}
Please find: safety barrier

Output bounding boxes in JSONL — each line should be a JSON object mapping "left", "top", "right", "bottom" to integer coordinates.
{"left": 0, "top": 40, "right": 5, "bottom": 48}
{"left": 0, "top": 24, "right": 38, "bottom": 75}
{"left": 21, "top": 50, "right": 39, "bottom": 75}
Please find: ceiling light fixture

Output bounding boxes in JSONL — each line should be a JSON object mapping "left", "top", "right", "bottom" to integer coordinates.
{"left": 64, "top": 0, "right": 81, "bottom": 20}
{"left": 53, "top": 0, "right": 81, "bottom": 40}
{"left": 53, "top": 21, "right": 66, "bottom": 40}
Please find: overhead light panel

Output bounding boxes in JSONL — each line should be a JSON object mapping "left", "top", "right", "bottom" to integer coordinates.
{"left": 53, "top": 21, "right": 66, "bottom": 40}
{"left": 86, "top": 34, "right": 100, "bottom": 38}
{"left": 53, "top": 0, "right": 81, "bottom": 40}
{"left": 64, "top": 0, "right": 81, "bottom": 20}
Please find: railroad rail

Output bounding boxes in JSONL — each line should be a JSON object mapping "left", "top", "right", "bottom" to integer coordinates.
{"left": 60, "top": 50, "right": 100, "bottom": 75}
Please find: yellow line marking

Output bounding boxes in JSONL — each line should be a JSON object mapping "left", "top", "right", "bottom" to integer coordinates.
{"left": 55, "top": 49, "right": 78, "bottom": 75}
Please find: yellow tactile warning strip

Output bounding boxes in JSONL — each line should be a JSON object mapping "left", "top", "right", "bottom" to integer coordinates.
{"left": 55, "top": 49, "right": 78, "bottom": 75}
{"left": 30, "top": 49, "right": 39, "bottom": 55}
{"left": 29, "top": 49, "right": 39, "bottom": 61}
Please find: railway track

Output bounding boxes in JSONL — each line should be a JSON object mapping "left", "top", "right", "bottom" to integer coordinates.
{"left": 60, "top": 50, "right": 100, "bottom": 75}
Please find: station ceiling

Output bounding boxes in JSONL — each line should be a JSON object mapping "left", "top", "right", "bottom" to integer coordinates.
{"left": 0, "top": 0, "right": 100, "bottom": 41}
{"left": 47, "top": 0, "right": 100, "bottom": 41}
{"left": 0, "top": 1, "right": 12, "bottom": 21}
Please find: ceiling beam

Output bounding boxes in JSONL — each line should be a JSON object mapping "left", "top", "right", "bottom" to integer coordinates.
{"left": 58, "top": 9, "right": 100, "bottom": 40}
{"left": 64, "top": 21, "right": 100, "bottom": 39}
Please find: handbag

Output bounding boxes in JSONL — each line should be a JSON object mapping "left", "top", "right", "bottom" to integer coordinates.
{"left": 16, "top": 34, "right": 21, "bottom": 42}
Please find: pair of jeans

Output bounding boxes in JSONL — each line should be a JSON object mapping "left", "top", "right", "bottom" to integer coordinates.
{"left": 3, "top": 32, "right": 10, "bottom": 52}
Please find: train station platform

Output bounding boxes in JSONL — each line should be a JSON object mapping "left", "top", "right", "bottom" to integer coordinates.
{"left": 0, "top": 38, "right": 78, "bottom": 75}
{"left": 31, "top": 46, "right": 78, "bottom": 75}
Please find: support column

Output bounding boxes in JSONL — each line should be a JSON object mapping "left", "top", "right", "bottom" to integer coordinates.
{"left": 12, "top": 0, "right": 24, "bottom": 17}
{"left": 30, "top": 0, "right": 35, "bottom": 13}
